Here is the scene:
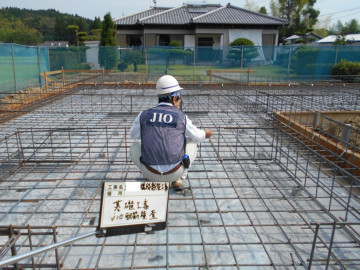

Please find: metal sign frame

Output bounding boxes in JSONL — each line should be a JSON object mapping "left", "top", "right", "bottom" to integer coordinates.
{"left": 96, "top": 181, "right": 169, "bottom": 237}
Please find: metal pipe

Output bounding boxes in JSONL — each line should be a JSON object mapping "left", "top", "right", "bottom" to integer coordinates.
{"left": 0, "top": 232, "right": 96, "bottom": 268}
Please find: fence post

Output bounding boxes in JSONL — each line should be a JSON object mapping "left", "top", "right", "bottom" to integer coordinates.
{"left": 102, "top": 67, "right": 105, "bottom": 84}
{"left": 44, "top": 70, "right": 48, "bottom": 92}
{"left": 287, "top": 46, "right": 292, "bottom": 75}
{"left": 37, "top": 47, "right": 41, "bottom": 88}
{"left": 145, "top": 48, "right": 148, "bottom": 81}
{"left": 11, "top": 44, "right": 17, "bottom": 92}
{"left": 62, "top": 66, "right": 65, "bottom": 90}
{"left": 247, "top": 66, "right": 250, "bottom": 84}
{"left": 241, "top": 45, "right": 244, "bottom": 69}
{"left": 335, "top": 46, "right": 339, "bottom": 65}
{"left": 313, "top": 111, "right": 319, "bottom": 129}
{"left": 342, "top": 124, "right": 352, "bottom": 148}
{"left": 193, "top": 47, "right": 196, "bottom": 81}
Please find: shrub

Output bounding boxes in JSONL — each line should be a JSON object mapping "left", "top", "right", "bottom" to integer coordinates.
{"left": 98, "top": 46, "right": 118, "bottom": 70}
{"left": 227, "top": 38, "right": 258, "bottom": 65}
{"left": 230, "top": 38, "right": 254, "bottom": 46}
{"left": 295, "top": 39, "right": 306, "bottom": 44}
{"left": 122, "top": 49, "right": 145, "bottom": 72}
{"left": 169, "top": 40, "right": 181, "bottom": 47}
{"left": 118, "top": 61, "right": 128, "bottom": 71}
{"left": 49, "top": 47, "right": 89, "bottom": 70}
{"left": 292, "top": 47, "right": 335, "bottom": 75}
{"left": 331, "top": 60, "right": 360, "bottom": 82}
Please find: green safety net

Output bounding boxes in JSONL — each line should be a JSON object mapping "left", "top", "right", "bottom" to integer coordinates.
{"left": 0, "top": 44, "right": 49, "bottom": 96}
{"left": 1, "top": 43, "right": 360, "bottom": 96}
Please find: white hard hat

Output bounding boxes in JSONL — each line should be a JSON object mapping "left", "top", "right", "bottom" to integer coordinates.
{"left": 156, "top": 75, "right": 183, "bottom": 96}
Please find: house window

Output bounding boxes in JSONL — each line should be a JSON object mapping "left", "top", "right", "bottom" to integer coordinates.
{"left": 158, "top": 35, "right": 170, "bottom": 46}
{"left": 126, "top": 35, "right": 142, "bottom": 47}
{"left": 198, "top": 37, "right": 214, "bottom": 46}
{"left": 262, "top": 34, "right": 276, "bottom": 46}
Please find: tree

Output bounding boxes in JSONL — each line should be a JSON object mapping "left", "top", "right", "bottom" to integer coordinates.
{"left": 67, "top": 24, "right": 79, "bottom": 46}
{"left": 330, "top": 19, "right": 360, "bottom": 35}
{"left": 0, "top": 13, "right": 42, "bottom": 45}
{"left": 121, "top": 49, "right": 145, "bottom": 72}
{"left": 270, "top": 0, "right": 281, "bottom": 17}
{"left": 77, "top": 32, "right": 87, "bottom": 46}
{"left": 100, "top": 13, "right": 117, "bottom": 46}
{"left": 277, "top": 0, "right": 320, "bottom": 38}
{"left": 259, "top": 7, "right": 267, "bottom": 14}
{"left": 0, "top": 7, "right": 95, "bottom": 43}
{"left": 148, "top": 40, "right": 193, "bottom": 74}
{"left": 347, "top": 19, "right": 360, "bottom": 34}
{"left": 98, "top": 12, "right": 118, "bottom": 70}
{"left": 244, "top": 0, "right": 260, "bottom": 12}
{"left": 226, "top": 38, "right": 259, "bottom": 66}
{"left": 91, "top": 17, "right": 102, "bottom": 30}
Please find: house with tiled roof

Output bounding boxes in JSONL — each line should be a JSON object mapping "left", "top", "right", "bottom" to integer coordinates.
{"left": 285, "top": 32, "right": 322, "bottom": 45}
{"left": 114, "top": 3, "right": 286, "bottom": 49}
{"left": 317, "top": 34, "right": 360, "bottom": 45}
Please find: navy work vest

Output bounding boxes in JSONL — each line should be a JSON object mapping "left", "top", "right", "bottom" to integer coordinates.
{"left": 140, "top": 104, "right": 186, "bottom": 165}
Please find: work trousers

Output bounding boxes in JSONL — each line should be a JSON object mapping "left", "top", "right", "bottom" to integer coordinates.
{"left": 130, "top": 140, "right": 198, "bottom": 182}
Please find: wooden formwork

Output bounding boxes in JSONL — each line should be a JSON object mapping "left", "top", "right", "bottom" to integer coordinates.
{"left": 274, "top": 111, "right": 360, "bottom": 177}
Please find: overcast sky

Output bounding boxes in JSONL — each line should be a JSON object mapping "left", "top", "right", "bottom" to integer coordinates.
{"left": 1, "top": 0, "right": 359, "bottom": 26}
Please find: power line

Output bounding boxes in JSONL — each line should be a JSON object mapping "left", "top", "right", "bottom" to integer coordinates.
{"left": 332, "top": 11, "right": 360, "bottom": 22}
{"left": 319, "top": 7, "right": 360, "bottom": 17}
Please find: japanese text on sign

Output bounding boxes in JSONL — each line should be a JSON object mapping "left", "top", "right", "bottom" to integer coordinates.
{"left": 99, "top": 182, "right": 169, "bottom": 228}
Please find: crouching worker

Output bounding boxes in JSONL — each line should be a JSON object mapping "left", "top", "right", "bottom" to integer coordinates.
{"left": 130, "top": 75, "right": 212, "bottom": 189}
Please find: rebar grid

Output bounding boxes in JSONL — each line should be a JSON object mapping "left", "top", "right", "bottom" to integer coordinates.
{"left": 0, "top": 84, "right": 360, "bottom": 269}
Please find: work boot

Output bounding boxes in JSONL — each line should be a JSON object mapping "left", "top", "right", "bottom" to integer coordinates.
{"left": 171, "top": 179, "right": 182, "bottom": 189}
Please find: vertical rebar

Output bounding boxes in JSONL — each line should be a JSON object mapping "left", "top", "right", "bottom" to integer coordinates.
{"left": 344, "top": 183, "right": 353, "bottom": 221}
{"left": 30, "top": 128, "right": 36, "bottom": 162}
{"left": 5, "top": 135, "right": 11, "bottom": 162}
{"left": 15, "top": 130, "right": 25, "bottom": 162}
{"left": 106, "top": 126, "right": 110, "bottom": 163}
{"left": 67, "top": 129, "right": 73, "bottom": 161}
{"left": 130, "top": 95, "right": 133, "bottom": 114}
{"left": 27, "top": 225, "right": 36, "bottom": 270}
{"left": 87, "top": 128, "right": 91, "bottom": 163}
{"left": 308, "top": 223, "right": 320, "bottom": 270}
{"left": 52, "top": 227, "right": 61, "bottom": 270}
{"left": 50, "top": 130, "right": 54, "bottom": 163}
{"left": 125, "top": 127, "right": 128, "bottom": 163}
{"left": 325, "top": 222, "right": 337, "bottom": 270}
{"left": 9, "top": 226, "right": 19, "bottom": 270}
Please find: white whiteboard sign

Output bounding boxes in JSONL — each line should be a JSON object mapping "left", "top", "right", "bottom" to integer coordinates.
{"left": 99, "top": 182, "right": 169, "bottom": 228}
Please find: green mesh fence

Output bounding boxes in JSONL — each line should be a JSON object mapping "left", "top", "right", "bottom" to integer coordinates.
{"left": 0, "top": 44, "right": 50, "bottom": 96}
{"left": 1, "top": 44, "right": 360, "bottom": 96}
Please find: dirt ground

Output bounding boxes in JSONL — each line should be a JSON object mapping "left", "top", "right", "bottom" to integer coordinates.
{"left": 326, "top": 116, "right": 360, "bottom": 148}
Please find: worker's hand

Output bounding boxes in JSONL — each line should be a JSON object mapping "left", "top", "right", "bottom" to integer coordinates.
{"left": 205, "top": 129, "right": 212, "bottom": 138}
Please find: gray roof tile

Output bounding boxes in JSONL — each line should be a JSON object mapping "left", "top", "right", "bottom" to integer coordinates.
{"left": 114, "top": 7, "right": 170, "bottom": 25}
{"left": 138, "top": 5, "right": 221, "bottom": 25}
{"left": 192, "top": 5, "right": 286, "bottom": 25}
{"left": 115, "top": 4, "right": 286, "bottom": 26}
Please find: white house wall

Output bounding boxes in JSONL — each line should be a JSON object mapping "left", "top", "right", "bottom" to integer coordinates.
{"left": 184, "top": 35, "right": 196, "bottom": 49}
{"left": 228, "top": 29, "right": 263, "bottom": 45}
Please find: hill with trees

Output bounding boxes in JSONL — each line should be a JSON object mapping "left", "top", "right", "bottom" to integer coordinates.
{"left": 0, "top": 7, "right": 101, "bottom": 45}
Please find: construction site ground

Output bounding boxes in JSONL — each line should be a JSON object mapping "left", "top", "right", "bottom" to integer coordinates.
{"left": 0, "top": 83, "right": 360, "bottom": 269}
